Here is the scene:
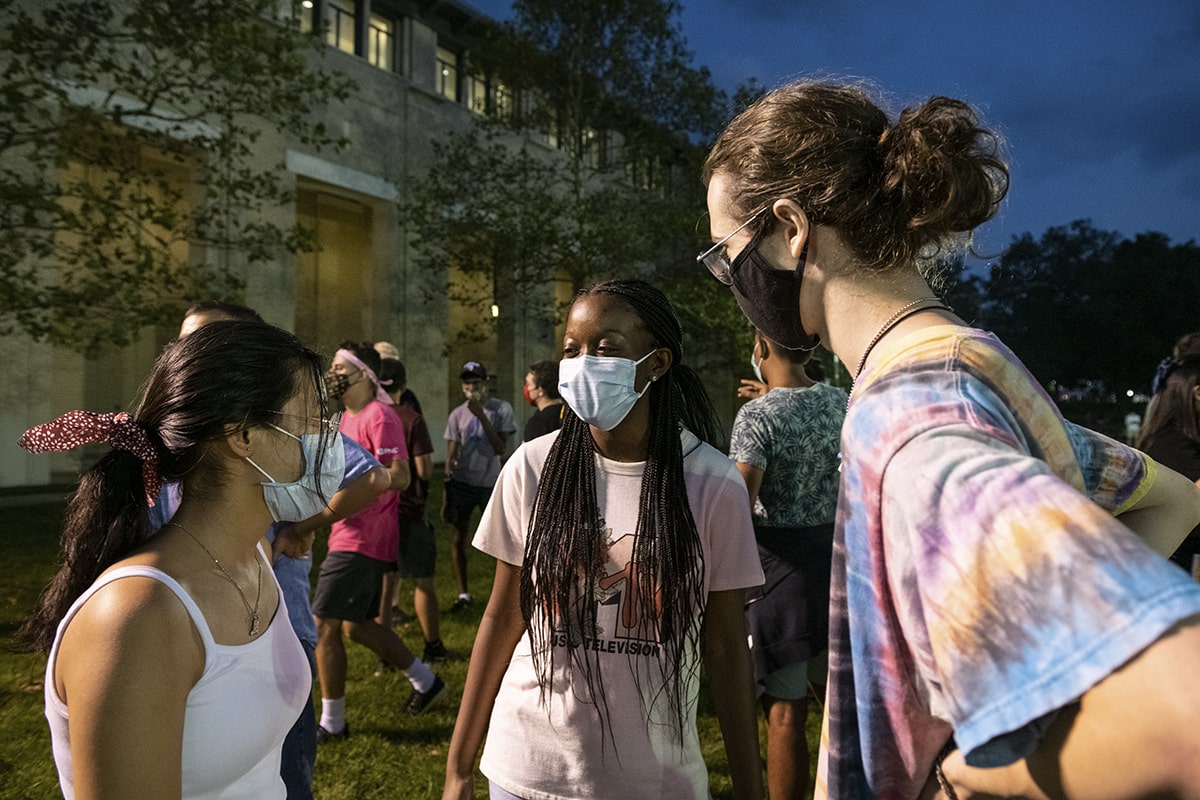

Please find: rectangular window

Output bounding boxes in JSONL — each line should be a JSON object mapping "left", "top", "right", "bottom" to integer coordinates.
{"left": 368, "top": 13, "right": 395, "bottom": 71}
{"left": 466, "top": 74, "right": 487, "bottom": 114}
{"left": 436, "top": 46, "right": 458, "bottom": 101}
{"left": 324, "top": 0, "right": 356, "bottom": 55}
{"left": 273, "top": 0, "right": 315, "bottom": 32}
{"left": 493, "top": 83, "right": 513, "bottom": 120}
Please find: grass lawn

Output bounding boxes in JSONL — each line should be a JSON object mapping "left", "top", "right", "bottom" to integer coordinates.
{"left": 0, "top": 478, "right": 820, "bottom": 799}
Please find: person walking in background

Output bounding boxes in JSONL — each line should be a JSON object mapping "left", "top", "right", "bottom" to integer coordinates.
{"left": 443, "top": 280, "right": 763, "bottom": 800}
{"left": 729, "top": 328, "right": 846, "bottom": 800}
{"left": 522, "top": 359, "right": 564, "bottom": 442}
{"left": 702, "top": 79, "right": 1200, "bottom": 799}
{"left": 376, "top": 341, "right": 423, "bottom": 415}
{"left": 442, "top": 361, "right": 515, "bottom": 612}
{"left": 1138, "top": 356, "right": 1200, "bottom": 578}
{"left": 19, "top": 321, "right": 331, "bottom": 798}
{"left": 313, "top": 342, "right": 444, "bottom": 742}
{"left": 171, "top": 302, "right": 390, "bottom": 799}
{"left": 378, "top": 356, "right": 447, "bottom": 663}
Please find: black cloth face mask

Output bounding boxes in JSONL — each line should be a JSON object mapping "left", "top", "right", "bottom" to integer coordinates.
{"left": 728, "top": 225, "right": 820, "bottom": 350}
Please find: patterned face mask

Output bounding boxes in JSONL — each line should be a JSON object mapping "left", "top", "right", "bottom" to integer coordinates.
{"left": 325, "top": 370, "right": 351, "bottom": 400}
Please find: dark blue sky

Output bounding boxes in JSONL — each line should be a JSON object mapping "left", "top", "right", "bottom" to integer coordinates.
{"left": 464, "top": 0, "right": 1200, "bottom": 257}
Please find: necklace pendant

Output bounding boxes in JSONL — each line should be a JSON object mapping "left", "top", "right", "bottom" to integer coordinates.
{"left": 249, "top": 613, "right": 261, "bottom": 637}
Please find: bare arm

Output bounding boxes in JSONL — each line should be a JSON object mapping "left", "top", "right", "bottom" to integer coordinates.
{"left": 734, "top": 462, "right": 765, "bottom": 510}
{"left": 467, "top": 399, "right": 509, "bottom": 457}
{"left": 935, "top": 613, "right": 1200, "bottom": 800}
{"left": 57, "top": 577, "right": 203, "bottom": 799}
{"left": 1115, "top": 462, "right": 1200, "bottom": 557}
{"left": 702, "top": 589, "right": 764, "bottom": 800}
{"left": 274, "top": 465, "right": 391, "bottom": 560}
{"left": 414, "top": 452, "right": 434, "bottom": 482}
{"left": 443, "top": 559, "right": 525, "bottom": 800}
{"left": 386, "top": 456, "right": 411, "bottom": 492}
{"left": 445, "top": 440, "right": 459, "bottom": 479}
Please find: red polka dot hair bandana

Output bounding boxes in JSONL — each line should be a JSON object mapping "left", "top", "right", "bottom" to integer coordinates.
{"left": 18, "top": 411, "right": 162, "bottom": 506}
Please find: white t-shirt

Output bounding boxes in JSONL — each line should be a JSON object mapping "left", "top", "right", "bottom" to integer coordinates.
{"left": 474, "top": 429, "right": 764, "bottom": 800}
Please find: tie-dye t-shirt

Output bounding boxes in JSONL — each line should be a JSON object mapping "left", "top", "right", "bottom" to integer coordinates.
{"left": 816, "top": 325, "right": 1200, "bottom": 800}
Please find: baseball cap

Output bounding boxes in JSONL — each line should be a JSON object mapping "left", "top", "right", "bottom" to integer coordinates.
{"left": 460, "top": 361, "right": 488, "bottom": 381}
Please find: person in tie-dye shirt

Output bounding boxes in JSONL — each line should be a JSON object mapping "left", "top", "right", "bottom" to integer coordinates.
{"left": 701, "top": 79, "right": 1200, "bottom": 799}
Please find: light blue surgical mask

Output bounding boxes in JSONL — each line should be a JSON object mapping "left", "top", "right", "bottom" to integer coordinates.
{"left": 558, "top": 350, "right": 656, "bottom": 431}
{"left": 245, "top": 426, "right": 346, "bottom": 522}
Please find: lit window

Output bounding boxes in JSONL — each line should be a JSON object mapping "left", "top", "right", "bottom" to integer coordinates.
{"left": 467, "top": 75, "right": 487, "bottom": 114}
{"left": 494, "top": 83, "right": 513, "bottom": 119}
{"left": 436, "top": 46, "right": 458, "bottom": 101}
{"left": 324, "top": 0, "right": 356, "bottom": 55}
{"left": 368, "top": 13, "right": 395, "bottom": 71}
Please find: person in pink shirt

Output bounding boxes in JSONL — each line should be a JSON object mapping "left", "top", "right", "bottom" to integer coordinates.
{"left": 312, "top": 341, "right": 445, "bottom": 742}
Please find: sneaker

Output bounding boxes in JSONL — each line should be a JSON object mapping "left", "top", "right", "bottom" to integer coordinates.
{"left": 316, "top": 723, "right": 349, "bottom": 744}
{"left": 391, "top": 605, "right": 413, "bottom": 626}
{"left": 406, "top": 675, "right": 446, "bottom": 716}
{"left": 449, "top": 596, "right": 473, "bottom": 614}
{"left": 423, "top": 639, "right": 449, "bottom": 663}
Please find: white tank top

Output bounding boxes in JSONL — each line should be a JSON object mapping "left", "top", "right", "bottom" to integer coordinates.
{"left": 45, "top": 551, "right": 311, "bottom": 799}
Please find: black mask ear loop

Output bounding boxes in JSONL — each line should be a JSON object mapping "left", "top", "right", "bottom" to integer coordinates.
{"left": 729, "top": 222, "right": 820, "bottom": 351}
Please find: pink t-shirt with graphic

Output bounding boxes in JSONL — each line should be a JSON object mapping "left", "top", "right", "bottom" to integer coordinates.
{"left": 328, "top": 400, "right": 407, "bottom": 562}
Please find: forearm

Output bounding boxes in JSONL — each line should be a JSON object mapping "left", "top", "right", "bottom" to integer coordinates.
{"left": 388, "top": 460, "right": 411, "bottom": 492}
{"left": 480, "top": 418, "right": 506, "bottom": 457}
{"left": 702, "top": 590, "right": 763, "bottom": 800}
{"left": 1117, "top": 460, "right": 1200, "bottom": 557}
{"left": 942, "top": 614, "right": 1200, "bottom": 800}
{"left": 415, "top": 454, "right": 433, "bottom": 482}
{"left": 290, "top": 466, "right": 390, "bottom": 536}
{"left": 445, "top": 562, "right": 525, "bottom": 782}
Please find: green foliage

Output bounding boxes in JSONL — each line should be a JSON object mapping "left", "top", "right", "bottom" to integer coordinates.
{"left": 407, "top": 0, "right": 752, "bottom": 392}
{"left": 0, "top": 0, "right": 353, "bottom": 353}
{"left": 960, "top": 219, "right": 1200, "bottom": 393}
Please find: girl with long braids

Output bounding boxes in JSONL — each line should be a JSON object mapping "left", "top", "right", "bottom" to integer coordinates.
{"left": 18, "top": 320, "right": 341, "bottom": 799}
{"left": 443, "top": 280, "right": 764, "bottom": 800}
{"left": 702, "top": 79, "right": 1200, "bottom": 799}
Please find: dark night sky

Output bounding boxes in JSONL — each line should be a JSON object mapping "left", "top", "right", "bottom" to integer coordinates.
{"left": 464, "top": 0, "right": 1200, "bottom": 258}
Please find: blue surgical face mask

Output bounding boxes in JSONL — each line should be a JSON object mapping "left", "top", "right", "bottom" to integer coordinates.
{"left": 557, "top": 350, "right": 656, "bottom": 431}
{"left": 245, "top": 426, "right": 346, "bottom": 522}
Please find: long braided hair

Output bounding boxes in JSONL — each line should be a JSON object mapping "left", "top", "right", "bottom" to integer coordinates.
{"left": 518, "top": 279, "right": 722, "bottom": 749}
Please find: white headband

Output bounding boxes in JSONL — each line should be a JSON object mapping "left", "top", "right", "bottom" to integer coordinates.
{"left": 335, "top": 348, "right": 392, "bottom": 405}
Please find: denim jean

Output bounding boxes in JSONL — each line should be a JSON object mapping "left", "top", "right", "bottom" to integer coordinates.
{"left": 280, "top": 639, "right": 317, "bottom": 800}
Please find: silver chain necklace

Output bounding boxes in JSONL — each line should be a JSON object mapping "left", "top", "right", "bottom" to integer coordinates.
{"left": 167, "top": 521, "right": 263, "bottom": 636}
{"left": 853, "top": 296, "right": 950, "bottom": 379}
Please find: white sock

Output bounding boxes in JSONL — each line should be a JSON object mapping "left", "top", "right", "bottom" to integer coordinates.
{"left": 320, "top": 697, "right": 346, "bottom": 733}
{"left": 404, "top": 657, "right": 435, "bottom": 692}
{"left": 458, "top": 592, "right": 471, "bottom": 601}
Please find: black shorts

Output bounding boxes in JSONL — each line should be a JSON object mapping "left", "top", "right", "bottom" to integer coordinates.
{"left": 311, "top": 551, "right": 389, "bottom": 622}
{"left": 442, "top": 479, "right": 494, "bottom": 529}
{"left": 397, "top": 517, "right": 436, "bottom": 579}
{"left": 744, "top": 523, "right": 835, "bottom": 686}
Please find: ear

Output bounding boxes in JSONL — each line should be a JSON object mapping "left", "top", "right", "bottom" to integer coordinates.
{"left": 222, "top": 423, "right": 254, "bottom": 458}
{"left": 755, "top": 334, "right": 769, "bottom": 362}
{"left": 771, "top": 200, "right": 811, "bottom": 259}
{"left": 649, "top": 346, "right": 673, "bottom": 381}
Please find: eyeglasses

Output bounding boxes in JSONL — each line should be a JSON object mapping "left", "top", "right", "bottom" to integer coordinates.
{"left": 696, "top": 204, "right": 771, "bottom": 285}
{"left": 269, "top": 411, "right": 343, "bottom": 436}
